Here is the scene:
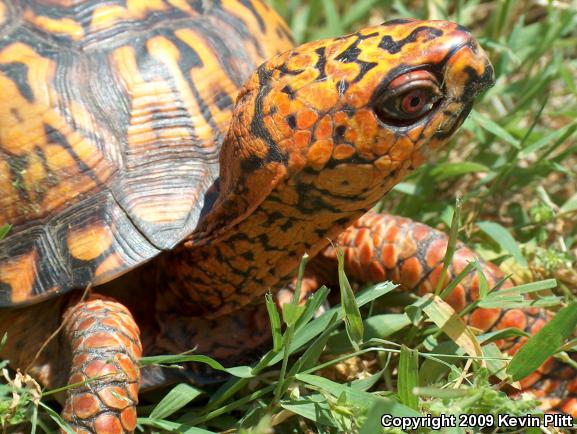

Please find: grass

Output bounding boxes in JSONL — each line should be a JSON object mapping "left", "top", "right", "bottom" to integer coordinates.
{"left": 2, "top": 0, "right": 577, "bottom": 433}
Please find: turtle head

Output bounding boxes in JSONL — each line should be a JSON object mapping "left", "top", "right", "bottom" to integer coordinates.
{"left": 197, "top": 19, "right": 493, "bottom": 240}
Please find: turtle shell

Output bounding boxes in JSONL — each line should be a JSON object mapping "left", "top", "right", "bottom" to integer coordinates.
{"left": 0, "top": 0, "right": 293, "bottom": 306}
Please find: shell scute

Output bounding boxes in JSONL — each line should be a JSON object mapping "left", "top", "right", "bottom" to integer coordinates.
{"left": 0, "top": 0, "right": 293, "bottom": 306}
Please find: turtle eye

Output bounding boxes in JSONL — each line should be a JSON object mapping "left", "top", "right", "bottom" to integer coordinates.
{"left": 374, "top": 70, "right": 441, "bottom": 125}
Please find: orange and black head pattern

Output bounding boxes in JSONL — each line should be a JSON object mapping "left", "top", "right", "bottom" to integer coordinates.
{"left": 197, "top": 19, "right": 494, "bottom": 241}
{"left": 181, "top": 20, "right": 493, "bottom": 317}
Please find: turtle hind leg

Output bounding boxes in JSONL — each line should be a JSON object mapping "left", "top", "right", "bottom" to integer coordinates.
{"left": 61, "top": 297, "right": 141, "bottom": 434}
{"left": 310, "top": 211, "right": 576, "bottom": 415}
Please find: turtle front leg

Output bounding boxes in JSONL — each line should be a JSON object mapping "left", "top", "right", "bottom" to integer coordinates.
{"left": 61, "top": 297, "right": 141, "bottom": 434}
{"left": 310, "top": 211, "right": 577, "bottom": 413}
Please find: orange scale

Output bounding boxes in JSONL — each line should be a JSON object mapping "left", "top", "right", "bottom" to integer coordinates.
{"left": 355, "top": 111, "right": 378, "bottom": 146}
{"left": 381, "top": 243, "right": 399, "bottom": 269}
{"left": 445, "top": 285, "right": 466, "bottom": 312}
{"left": 398, "top": 235, "right": 417, "bottom": 259}
{"left": 353, "top": 228, "right": 371, "bottom": 246}
{"left": 71, "top": 336, "right": 85, "bottom": 352}
{"left": 98, "top": 386, "right": 130, "bottom": 410}
{"left": 315, "top": 115, "right": 333, "bottom": 140}
{"left": 346, "top": 87, "right": 371, "bottom": 108}
{"left": 452, "top": 248, "right": 476, "bottom": 274}
{"left": 117, "top": 323, "right": 140, "bottom": 343}
{"left": 371, "top": 231, "right": 382, "bottom": 247}
{"left": 418, "top": 280, "right": 434, "bottom": 295}
{"left": 407, "top": 124, "right": 425, "bottom": 143}
{"left": 412, "top": 224, "right": 431, "bottom": 242}
{"left": 72, "top": 393, "right": 101, "bottom": 419}
{"left": 425, "top": 238, "right": 448, "bottom": 267}
{"left": 469, "top": 308, "right": 500, "bottom": 331}
{"left": 334, "top": 111, "right": 349, "bottom": 125}
{"left": 276, "top": 96, "right": 291, "bottom": 117}
{"left": 121, "top": 406, "right": 138, "bottom": 431}
{"left": 298, "top": 81, "right": 338, "bottom": 112}
{"left": 372, "top": 129, "right": 395, "bottom": 155}
{"left": 94, "top": 413, "right": 123, "bottom": 434}
{"left": 263, "top": 114, "right": 280, "bottom": 136}
{"left": 294, "top": 130, "right": 311, "bottom": 150}
{"left": 77, "top": 317, "right": 96, "bottom": 331}
{"left": 519, "top": 370, "right": 544, "bottom": 389}
{"left": 68, "top": 372, "right": 86, "bottom": 385}
{"left": 71, "top": 352, "right": 90, "bottom": 367}
{"left": 333, "top": 144, "right": 356, "bottom": 160}
{"left": 389, "top": 138, "right": 414, "bottom": 162}
{"left": 343, "top": 247, "right": 355, "bottom": 264}
{"left": 286, "top": 52, "right": 314, "bottom": 70}
{"left": 383, "top": 224, "right": 399, "bottom": 243}
{"left": 296, "top": 108, "right": 318, "bottom": 130}
{"left": 127, "top": 382, "right": 139, "bottom": 401}
{"left": 369, "top": 261, "right": 386, "bottom": 282}
{"left": 426, "top": 265, "right": 443, "bottom": 290}
{"left": 114, "top": 332, "right": 135, "bottom": 351}
{"left": 359, "top": 242, "right": 372, "bottom": 266}
{"left": 400, "top": 256, "right": 423, "bottom": 289}
{"left": 374, "top": 156, "right": 392, "bottom": 175}
{"left": 307, "top": 139, "right": 333, "bottom": 170}
{"left": 115, "top": 354, "right": 139, "bottom": 382}
{"left": 344, "top": 128, "right": 358, "bottom": 143}
{"left": 273, "top": 116, "right": 293, "bottom": 139}
{"left": 100, "top": 317, "right": 122, "bottom": 330}
{"left": 84, "top": 332, "right": 121, "bottom": 349}
{"left": 469, "top": 274, "right": 480, "bottom": 300}
{"left": 499, "top": 309, "right": 528, "bottom": 330}
{"left": 84, "top": 360, "right": 119, "bottom": 379}
{"left": 87, "top": 303, "right": 105, "bottom": 312}
{"left": 130, "top": 341, "right": 143, "bottom": 359}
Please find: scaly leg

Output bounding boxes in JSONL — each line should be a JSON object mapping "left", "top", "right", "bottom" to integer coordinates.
{"left": 309, "top": 211, "right": 577, "bottom": 414}
{"left": 60, "top": 297, "right": 141, "bottom": 434}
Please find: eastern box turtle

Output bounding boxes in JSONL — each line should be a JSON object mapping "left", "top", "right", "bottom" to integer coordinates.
{"left": 0, "top": 1, "right": 571, "bottom": 433}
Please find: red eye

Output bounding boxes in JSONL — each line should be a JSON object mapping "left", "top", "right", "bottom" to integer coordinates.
{"left": 401, "top": 90, "right": 427, "bottom": 114}
{"left": 374, "top": 70, "right": 441, "bottom": 125}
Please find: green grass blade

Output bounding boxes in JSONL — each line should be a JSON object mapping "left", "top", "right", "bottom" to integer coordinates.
{"left": 295, "top": 285, "right": 330, "bottom": 330}
{"left": 0, "top": 225, "right": 10, "bottom": 241}
{"left": 327, "top": 313, "right": 411, "bottom": 353}
{"left": 288, "top": 312, "right": 338, "bottom": 377}
{"left": 139, "top": 354, "right": 253, "bottom": 378}
{"left": 296, "top": 373, "right": 420, "bottom": 416}
{"left": 337, "top": 249, "right": 364, "bottom": 350}
{"left": 477, "top": 221, "right": 528, "bottom": 267}
{"left": 149, "top": 383, "right": 203, "bottom": 420}
{"left": 397, "top": 345, "right": 419, "bottom": 410}
{"left": 138, "top": 418, "right": 218, "bottom": 433}
{"left": 468, "top": 110, "right": 520, "bottom": 148}
{"left": 507, "top": 301, "right": 577, "bottom": 381}
{"left": 38, "top": 402, "right": 75, "bottom": 434}
{"left": 435, "top": 196, "right": 462, "bottom": 294}
{"left": 280, "top": 396, "right": 338, "bottom": 428}
{"left": 265, "top": 293, "right": 282, "bottom": 352}
{"left": 268, "top": 281, "right": 397, "bottom": 366}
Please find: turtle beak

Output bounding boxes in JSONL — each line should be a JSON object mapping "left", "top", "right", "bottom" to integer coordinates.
{"left": 443, "top": 27, "right": 495, "bottom": 101}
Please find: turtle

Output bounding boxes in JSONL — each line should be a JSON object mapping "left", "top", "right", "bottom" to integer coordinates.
{"left": 0, "top": 1, "right": 572, "bottom": 433}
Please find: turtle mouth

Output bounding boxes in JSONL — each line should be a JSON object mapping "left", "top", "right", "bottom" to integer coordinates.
{"left": 443, "top": 38, "right": 495, "bottom": 99}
